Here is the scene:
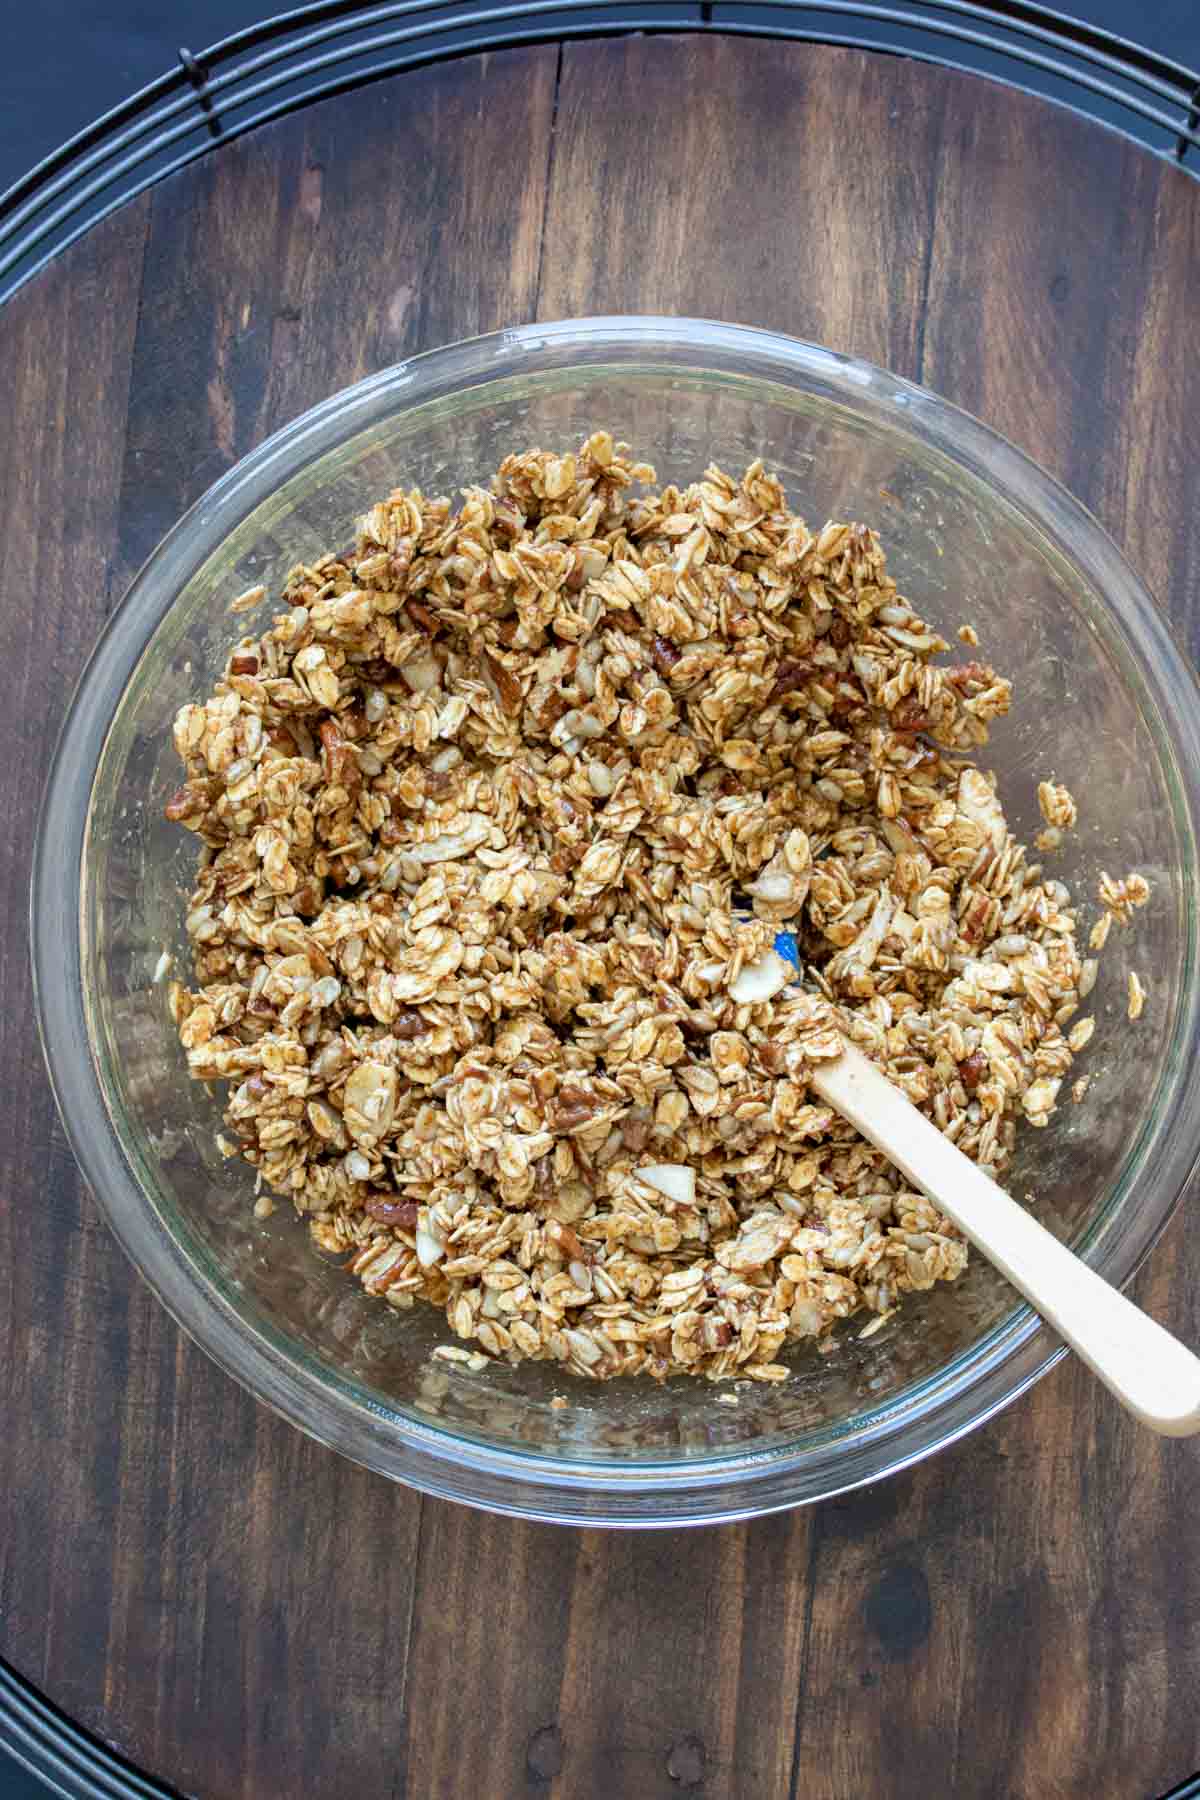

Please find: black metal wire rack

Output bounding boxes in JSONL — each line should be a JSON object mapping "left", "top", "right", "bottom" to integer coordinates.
{"left": 0, "top": 0, "right": 1198, "bottom": 306}
{"left": 0, "top": 1659, "right": 177, "bottom": 1800}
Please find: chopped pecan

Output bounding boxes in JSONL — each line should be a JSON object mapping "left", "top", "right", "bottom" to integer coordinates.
{"left": 548, "top": 1221, "right": 592, "bottom": 1262}
{"left": 291, "top": 882, "right": 323, "bottom": 921}
{"left": 393, "top": 1009, "right": 428, "bottom": 1041}
{"left": 535, "top": 691, "right": 572, "bottom": 732}
{"left": 307, "top": 942, "right": 335, "bottom": 978}
{"left": 550, "top": 844, "right": 585, "bottom": 876}
{"left": 830, "top": 680, "right": 866, "bottom": 718}
{"left": 651, "top": 635, "right": 682, "bottom": 675}
{"left": 564, "top": 548, "right": 587, "bottom": 593}
{"left": 553, "top": 1085, "right": 600, "bottom": 1131}
{"left": 621, "top": 1117, "right": 652, "bottom": 1154}
{"left": 533, "top": 1154, "right": 555, "bottom": 1202}
{"left": 484, "top": 650, "right": 523, "bottom": 715}
{"left": 769, "top": 657, "right": 812, "bottom": 701}
{"left": 366, "top": 1196, "right": 419, "bottom": 1228}
{"left": 960, "top": 892, "right": 992, "bottom": 943}
{"left": 891, "top": 698, "right": 931, "bottom": 732}
{"left": 491, "top": 497, "right": 524, "bottom": 539}
{"left": 319, "top": 718, "right": 361, "bottom": 793}
{"left": 229, "top": 653, "right": 260, "bottom": 675}
{"left": 406, "top": 598, "right": 439, "bottom": 634}
{"left": 945, "top": 661, "right": 991, "bottom": 691}
{"left": 164, "top": 785, "right": 200, "bottom": 822}
{"left": 606, "top": 606, "right": 640, "bottom": 633}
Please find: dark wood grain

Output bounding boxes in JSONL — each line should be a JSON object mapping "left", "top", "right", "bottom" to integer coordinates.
{"left": 116, "top": 44, "right": 557, "bottom": 587}
{"left": 2, "top": 36, "right": 1199, "bottom": 1800}
{"left": 0, "top": 191, "right": 151, "bottom": 1702}
{"left": 538, "top": 35, "right": 945, "bottom": 379}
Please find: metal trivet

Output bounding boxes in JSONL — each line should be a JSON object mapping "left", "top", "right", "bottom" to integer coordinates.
{"left": 1, "top": 0, "right": 1199, "bottom": 304}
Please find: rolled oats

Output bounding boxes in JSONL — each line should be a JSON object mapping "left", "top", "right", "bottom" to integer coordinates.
{"left": 1100, "top": 870, "right": 1151, "bottom": 926}
{"left": 165, "top": 436, "right": 1144, "bottom": 1382}
{"left": 1037, "top": 780, "right": 1077, "bottom": 831}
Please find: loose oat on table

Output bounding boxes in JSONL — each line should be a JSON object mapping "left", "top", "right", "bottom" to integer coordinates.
{"left": 165, "top": 432, "right": 1143, "bottom": 1383}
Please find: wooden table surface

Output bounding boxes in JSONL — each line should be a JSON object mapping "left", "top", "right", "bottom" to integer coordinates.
{"left": 2, "top": 37, "right": 1200, "bottom": 1800}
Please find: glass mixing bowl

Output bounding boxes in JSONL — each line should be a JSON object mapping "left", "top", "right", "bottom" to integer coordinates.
{"left": 32, "top": 318, "right": 1200, "bottom": 1525}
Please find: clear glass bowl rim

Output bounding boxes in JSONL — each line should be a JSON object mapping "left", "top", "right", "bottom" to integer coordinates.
{"left": 30, "top": 316, "right": 1200, "bottom": 1527}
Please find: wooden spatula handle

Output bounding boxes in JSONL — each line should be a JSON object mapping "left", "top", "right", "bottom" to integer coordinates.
{"left": 810, "top": 1039, "right": 1200, "bottom": 1437}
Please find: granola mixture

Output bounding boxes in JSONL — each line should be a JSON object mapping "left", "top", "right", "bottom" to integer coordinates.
{"left": 165, "top": 434, "right": 1145, "bottom": 1383}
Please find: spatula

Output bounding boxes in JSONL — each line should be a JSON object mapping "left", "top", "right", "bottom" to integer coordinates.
{"left": 741, "top": 939, "right": 1200, "bottom": 1437}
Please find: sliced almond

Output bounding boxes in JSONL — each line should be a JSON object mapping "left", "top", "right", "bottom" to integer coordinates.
{"left": 729, "top": 949, "right": 793, "bottom": 1005}
{"left": 633, "top": 1163, "right": 696, "bottom": 1206}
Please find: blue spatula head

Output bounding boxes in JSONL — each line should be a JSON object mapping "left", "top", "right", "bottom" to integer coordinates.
{"left": 772, "top": 930, "right": 801, "bottom": 975}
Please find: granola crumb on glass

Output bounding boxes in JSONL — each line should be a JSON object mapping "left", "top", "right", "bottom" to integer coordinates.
{"left": 228, "top": 582, "right": 268, "bottom": 615}
{"left": 163, "top": 435, "right": 1142, "bottom": 1383}
{"left": 1127, "top": 971, "right": 1146, "bottom": 1021}
{"left": 1099, "top": 869, "right": 1151, "bottom": 926}
{"left": 1089, "top": 912, "right": 1113, "bottom": 953}
{"left": 1037, "top": 780, "right": 1077, "bottom": 830}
